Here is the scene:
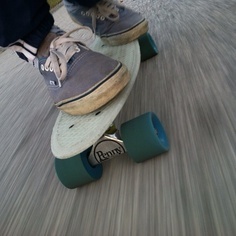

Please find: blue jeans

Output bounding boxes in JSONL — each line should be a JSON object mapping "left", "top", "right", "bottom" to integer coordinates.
{"left": 0, "top": 0, "right": 100, "bottom": 48}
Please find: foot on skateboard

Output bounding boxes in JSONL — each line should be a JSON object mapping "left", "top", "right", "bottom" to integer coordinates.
{"left": 52, "top": 33, "right": 166, "bottom": 189}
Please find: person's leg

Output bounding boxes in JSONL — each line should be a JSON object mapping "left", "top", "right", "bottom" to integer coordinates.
{"left": 0, "top": 0, "right": 54, "bottom": 63}
{"left": 63, "top": 0, "right": 148, "bottom": 45}
{"left": 1, "top": 0, "right": 130, "bottom": 115}
{"left": 0, "top": 1, "right": 54, "bottom": 48}
{"left": 66, "top": 0, "right": 101, "bottom": 7}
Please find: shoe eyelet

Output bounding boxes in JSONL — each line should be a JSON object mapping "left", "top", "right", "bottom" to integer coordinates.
{"left": 41, "top": 64, "right": 44, "bottom": 71}
{"left": 45, "top": 66, "right": 49, "bottom": 71}
{"left": 100, "top": 16, "right": 105, "bottom": 21}
{"left": 86, "top": 11, "right": 90, "bottom": 16}
{"left": 50, "top": 67, "right": 54, "bottom": 72}
{"left": 49, "top": 80, "right": 56, "bottom": 86}
{"left": 75, "top": 46, "right": 80, "bottom": 52}
{"left": 81, "top": 11, "right": 85, "bottom": 16}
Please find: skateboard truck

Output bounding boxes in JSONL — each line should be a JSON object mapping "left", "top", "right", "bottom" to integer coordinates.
{"left": 54, "top": 113, "right": 170, "bottom": 189}
{"left": 87, "top": 112, "right": 169, "bottom": 166}
{"left": 88, "top": 126, "right": 126, "bottom": 166}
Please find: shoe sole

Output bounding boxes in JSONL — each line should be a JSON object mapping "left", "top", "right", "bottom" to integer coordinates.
{"left": 101, "top": 19, "right": 149, "bottom": 46}
{"left": 56, "top": 64, "right": 130, "bottom": 115}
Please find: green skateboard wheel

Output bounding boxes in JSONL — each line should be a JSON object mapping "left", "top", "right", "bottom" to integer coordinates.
{"left": 138, "top": 33, "right": 158, "bottom": 61}
{"left": 120, "top": 112, "right": 169, "bottom": 163}
{"left": 54, "top": 148, "right": 103, "bottom": 189}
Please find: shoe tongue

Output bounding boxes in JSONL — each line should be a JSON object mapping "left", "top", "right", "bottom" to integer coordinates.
{"left": 37, "top": 33, "right": 58, "bottom": 58}
{"left": 56, "top": 42, "right": 79, "bottom": 62}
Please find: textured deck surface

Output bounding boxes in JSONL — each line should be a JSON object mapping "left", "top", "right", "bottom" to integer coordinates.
{"left": 0, "top": 1, "right": 235, "bottom": 235}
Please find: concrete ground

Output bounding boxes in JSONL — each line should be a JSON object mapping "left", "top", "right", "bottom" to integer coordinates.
{"left": 0, "top": 1, "right": 235, "bottom": 235}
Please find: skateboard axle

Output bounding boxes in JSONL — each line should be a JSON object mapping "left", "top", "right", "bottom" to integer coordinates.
{"left": 88, "top": 131, "right": 127, "bottom": 166}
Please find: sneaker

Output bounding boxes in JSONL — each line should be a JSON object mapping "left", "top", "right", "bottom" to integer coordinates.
{"left": 63, "top": 0, "right": 148, "bottom": 45}
{"left": 11, "top": 26, "right": 130, "bottom": 115}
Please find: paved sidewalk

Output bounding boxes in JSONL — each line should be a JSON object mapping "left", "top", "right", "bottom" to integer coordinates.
{"left": 0, "top": 2, "right": 236, "bottom": 235}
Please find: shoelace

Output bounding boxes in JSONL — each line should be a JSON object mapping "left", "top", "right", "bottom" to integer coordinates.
{"left": 44, "top": 27, "right": 95, "bottom": 87}
{"left": 86, "top": 0, "right": 120, "bottom": 33}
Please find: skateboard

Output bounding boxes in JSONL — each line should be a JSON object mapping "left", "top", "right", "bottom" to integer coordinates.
{"left": 51, "top": 33, "right": 170, "bottom": 189}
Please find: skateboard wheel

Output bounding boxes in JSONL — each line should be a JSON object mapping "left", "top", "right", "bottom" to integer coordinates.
{"left": 138, "top": 33, "right": 158, "bottom": 61}
{"left": 54, "top": 148, "right": 103, "bottom": 189}
{"left": 120, "top": 112, "right": 169, "bottom": 163}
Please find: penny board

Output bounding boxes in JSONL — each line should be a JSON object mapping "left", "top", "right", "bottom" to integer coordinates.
{"left": 51, "top": 37, "right": 140, "bottom": 159}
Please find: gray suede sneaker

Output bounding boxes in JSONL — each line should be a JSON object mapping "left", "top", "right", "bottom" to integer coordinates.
{"left": 11, "top": 27, "right": 130, "bottom": 115}
{"left": 63, "top": 0, "right": 148, "bottom": 45}
{"left": 39, "top": 28, "right": 130, "bottom": 115}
